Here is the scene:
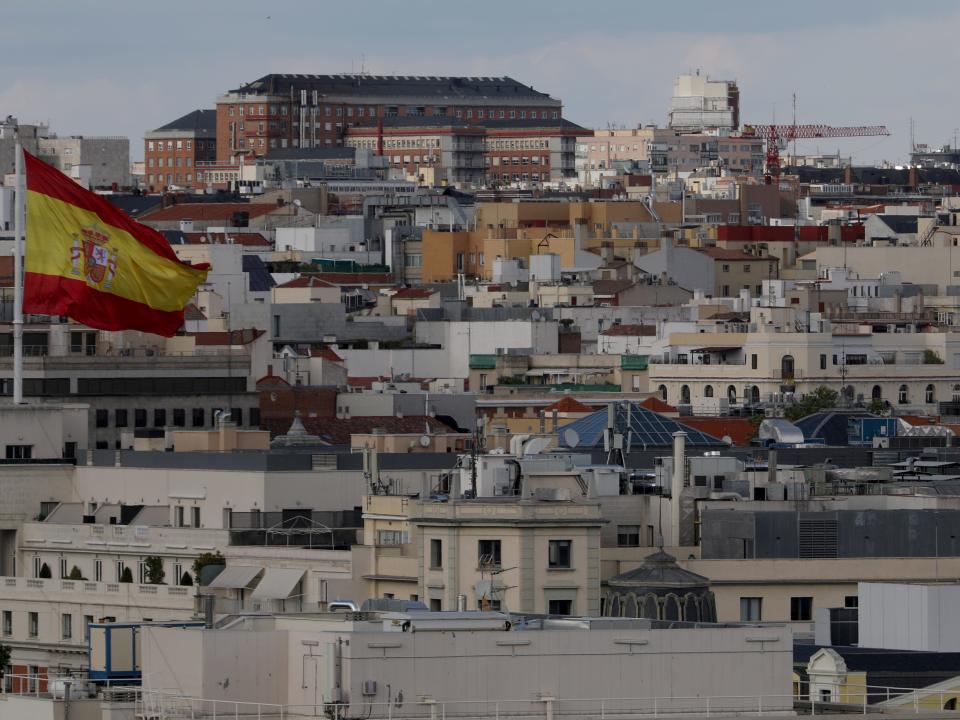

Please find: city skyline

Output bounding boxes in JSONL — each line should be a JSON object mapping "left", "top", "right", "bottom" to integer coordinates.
{"left": 1, "top": 0, "right": 957, "bottom": 163}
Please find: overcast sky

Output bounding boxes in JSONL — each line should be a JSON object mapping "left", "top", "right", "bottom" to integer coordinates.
{"left": 1, "top": 0, "right": 956, "bottom": 163}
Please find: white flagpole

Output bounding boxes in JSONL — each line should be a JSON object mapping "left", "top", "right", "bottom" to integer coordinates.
{"left": 12, "top": 137, "right": 24, "bottom": 405}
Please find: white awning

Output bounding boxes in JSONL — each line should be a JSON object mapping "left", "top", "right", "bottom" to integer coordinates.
{"left": 208, "top": 565, "right": 263, "bottom": 589}
{"left": 251, "top": 567, "right": 305, "bottom": 600}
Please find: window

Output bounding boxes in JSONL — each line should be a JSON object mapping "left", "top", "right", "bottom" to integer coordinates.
{"left": 844, "top": 595, "right": 859, "bottom": 608}
{"left": 430, "top": 538, "right": 443, "bottom": 569}
{"left": 95, "top": 409, "right": 109, "bottom": 428}
{"left": 820, "top": 354, "right": 827, "bottom": 370}
{"left": 192, "top": 408, "right": 205, "bottom": 427}
{"left": 116, "top": 561, "right": 125, "bottom": 581}
{"left": 134, "top": 409, "right": 147, "bottom": 428}
{"left": 173, "top": 562, "right": 183, "bottom": 586}
{"left": 28, "top": 612, "right": 38, "bottom": 638}
{"left": 898, "top": 384, "right": 909, "bottom": 404}
{"left": 84, "top": 615, "right": 94, "bottom": 641}
{"left": 61, "top": 613, "right": 72, "bottom": 640}
{"left": 94, "top": 559, "right": 103, "bottom": 582}
{"left": 59, "top": 557, "right": 67, "bottom": 578}
{"left": 790, "top": 596, "right": 813, "bottom": 621}
{"left": 617, "top": 525, "right": 640, "bottom": 547}
{"left": 2, "top": 611, "right": 11, "bottom": 636}
{"left": 175, "top": 506, "right": 185, "bottom": 527}
{"left": 154, "top": 408, "right": 166, "bottom": 427}
{"left": 478, "top": 539, "right": 501, "bottom": 568}
{"left": 191, "top": 506, "right": 201, "bottom": 528}
{"left": 32, "top": 556, "right": 41, "bottom": 578}
{"left": 751, "top": 354, "right": 758, "bottom": 370}
{"left": 740, "top": 597, "right": 762, "bottom": 622}
{"left": 926, "top": 384, "right": 936, "bottom": 404}
{"left": 721, "top": 264, "right": 730, "bottom": 273}
{"left": 548, "top": 599, "right": 572, "bottom": 616}
{"left": 231, "top": 408, "right": 243, "bottom": 425}
{"left": 548, "top": 540, "right": 572, "bottom": 568}
{"left": 115, "top": 409, "right": 128, "bottom": 428}
{"left": 138, "top": 561, "right": 148, "bottom": 584}
{"left": 6, "top": 444, "right": 32, "bottom": 459}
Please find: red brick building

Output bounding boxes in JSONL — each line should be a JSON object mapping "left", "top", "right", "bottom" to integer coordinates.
{"left": 143, "top": 109, "right": 217, "bottom": 191}
{"left": 216, "top": 74, "right": 562, "bottom": 161}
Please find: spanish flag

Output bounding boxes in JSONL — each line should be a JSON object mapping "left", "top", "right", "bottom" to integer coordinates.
{"left": 22, "top": 151, "right": 209, "bottom": 337}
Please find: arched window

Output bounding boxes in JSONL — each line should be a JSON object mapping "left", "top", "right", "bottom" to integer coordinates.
{"left": 927, "top": 384, "right": 936, "bottom": 404}
{"left": 751, "top": 386, "right": 761, "bottom": 405}
{"left": 663, "top": 594, "right": 681, "bottom": 621}
{"left": 953, "top": 384, "right": 960, "bottom": 403}
{"left": 658, "top": 384, "right": 668, "bottom": 401}
{"left": 704, "top": 385, "right": 714, "bottom": 398}
{"left": 641, "top": 593, "right": 659, "bottom": 620}
{"left": 872, "top": 385, "right": 882, "bottom": 401}
{"left": 610, "top": 595, "right": 621, "bottom": 617}
{"left": 898, "top": 384, "right": 909, "bottom": 405}
{"left": 624, "top": 594, "right": 639, "bottom": 618}
{"left": 681, "top": 385, "right": 691, "bottom": 404}
{"left": 727, "top": 385, "right": 737, "bottom": 403}
{"left": 683, "top": 594, "right": 700, "bottom": 622}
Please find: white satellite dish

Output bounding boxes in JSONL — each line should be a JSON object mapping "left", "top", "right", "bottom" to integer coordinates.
{"left": 419, "top": 435, "right": 431, "bottom": 447}
{"left": 721, "top": 435, "right": 733, "bottom": 446}
{"left": 561, "top": 428, "right": 580, "bottom": 447}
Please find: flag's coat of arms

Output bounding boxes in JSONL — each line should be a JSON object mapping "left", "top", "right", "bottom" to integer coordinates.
{"left": 71, "top": 226, "right": 118, "bottom": 290}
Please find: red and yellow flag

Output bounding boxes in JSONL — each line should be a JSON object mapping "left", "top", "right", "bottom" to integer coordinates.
{"left": 22, "top": 151, "right": 209, "bottom": 337}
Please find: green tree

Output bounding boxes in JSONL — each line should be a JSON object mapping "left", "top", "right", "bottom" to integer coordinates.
{"left": 144, "top": 556, "right": 165, "bottom": 585}
{"left": 180, "top": 571, "right": 194, "bottom": 586}
{"left": 38, "top": 563, "right": 51, "bottom": 579}
{"left": 119, "top": 566, "right": 134, "bottom": 583}
{"left": 785, "top": 386, "right": 840, "bottom": 422}
{"left": 0, "top": 643, "right": 10, "bottom": 675}
{"left": 923, "top": 349, "right": 944, "bottom": 365}
{"left": 866, "top": 398, "right": 887, "bottom": 416}
{"left": 191, "top": 550, "right": 225, "bottom": 585}
{"left": 67, "top": 565, "right": 85, "bottom": 581}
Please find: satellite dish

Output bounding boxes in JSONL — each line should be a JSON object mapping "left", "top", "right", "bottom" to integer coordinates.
{"left": 474, "top": 580, "right": 492, "bottom": 600}
{"left": 419, "top": 435, "right": 431, "bottom": 447}
{"left": 561, "top": 428, "right": 580, "bottom": 447}
{"left": 721, "top": 435, "right": 733, "bottom": 446}
{"left": 531, "top": 310, "right": 542, "bottom": 321}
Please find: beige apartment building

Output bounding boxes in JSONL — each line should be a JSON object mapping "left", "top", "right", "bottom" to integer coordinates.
{"left": 648, "top": 315, "right": 960, "bottom": 412}
{"left": 576, "top": 127, "right": 764, "bottom": 178}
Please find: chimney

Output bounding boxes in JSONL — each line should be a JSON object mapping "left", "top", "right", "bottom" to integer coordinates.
{"left": 670, "top": 431, "right": 687, "bottom": 548}
{"left": 843, "top": 165, "right": 853, "bottom": 185}
{"left": 574, "top": 218, "right": 587, "bottom": 248}
{"left": 767, "top": 447, "right": 778, "bottom": 487}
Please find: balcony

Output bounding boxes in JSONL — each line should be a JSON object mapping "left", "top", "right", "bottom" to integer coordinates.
{"left": 0, "top": 575, "right": 196, "bottom": 610}
{"left": 228, "top": 510, "right": 361, "bottom": 549}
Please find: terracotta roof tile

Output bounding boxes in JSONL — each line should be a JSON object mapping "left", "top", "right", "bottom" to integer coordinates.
{"left": 276, "top": 275, "right": 337, "bottom": 289}
{"left": 311, "top": 347, "right": 344, "bottom": 361}
{"left": 142, "top": 202, "right": 278, "bottom": 222}
{"left": 543, "top": 396, "right": 596, "bottom": 413}
{"left": 679, "top": 416, "right": 756, "bottom": 446}
{"left": 600, "top": 323, "right": 656, "bottom": 337}
{"left": 392, "top": 287, "right": 435, "bottom": 299}
{"left": 640, "top": 397, "right": 678, "bottom": 414}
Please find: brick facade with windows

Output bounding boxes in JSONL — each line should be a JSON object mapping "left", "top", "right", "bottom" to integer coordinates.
{"left": 213, "top": 74, "right": 569, "bottom": 185}
{"left": 144, "top": 109, "right": 217, "bottom": 191}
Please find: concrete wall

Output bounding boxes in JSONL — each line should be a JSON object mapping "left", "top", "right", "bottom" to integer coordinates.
{"left": 859, "top": 582, "right": 960, "bottom": 652}
{"left": 141, "top": 621, "right": 793, "bottom": 713}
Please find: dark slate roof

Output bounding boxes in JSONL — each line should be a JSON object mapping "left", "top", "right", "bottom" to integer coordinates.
{"left": 874, "top": 215, "right": 919, "bottom": 235}
{"left": 232, "top": 74, "right": 558, "bottom": 103}
{"left": 152, "top": 109, "right": 217, "bottom": 136}
{"left": 795, "top": 644, "right": 960, "bottom": 673}
{"left": 608, "top": 551, "right": 710, "bottom": 590}
{"left": 106, "top": 194, "right": 163, "bottom": 219}
{"left": 791, "top": 167, "right": 960, "bottom": 185}
{"left": 794, "top": 409, "right": 873, "bottom": 446}
{"left": 557, "top": 402, "right": 726, "bottom": 449}
{"left": 243, "top": 255, "right": 276, "bottom": 293}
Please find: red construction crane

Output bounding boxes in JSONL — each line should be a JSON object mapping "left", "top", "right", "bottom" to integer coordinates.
{"left": 739, "top": 124, "right": 890, "bottom": 180}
